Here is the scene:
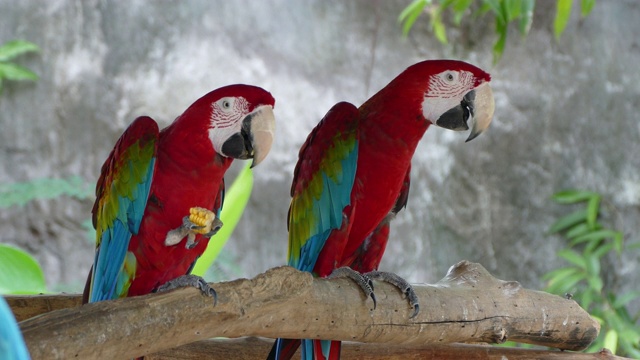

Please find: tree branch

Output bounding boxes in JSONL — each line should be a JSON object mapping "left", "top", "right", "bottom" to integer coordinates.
{"left": 15, "top": 261, "right": 600, "bottom": 359}
{"left": 147, "top": 337, "right": 627, "bottom": 360}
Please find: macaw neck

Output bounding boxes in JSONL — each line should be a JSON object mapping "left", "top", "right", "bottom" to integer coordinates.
{"left": 359, "top": 87, "right": 431, "bottom": 155}
{"left": 157, "top": 121, "right": 233, "bottom": 178}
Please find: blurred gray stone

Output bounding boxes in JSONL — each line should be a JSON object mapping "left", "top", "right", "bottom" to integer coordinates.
{"left": 0, "top": 0, "right": 638, "bottom": 305}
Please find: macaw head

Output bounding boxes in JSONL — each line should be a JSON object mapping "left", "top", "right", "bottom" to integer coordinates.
{"left": 403, "top": 60, "right": 495, "bottom": 142}
{"left": 181, "top": 84, "right": 276, "bottom": 167}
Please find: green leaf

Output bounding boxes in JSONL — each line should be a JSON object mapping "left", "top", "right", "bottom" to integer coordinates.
{"left": 451, "top": 0, "right": 473, "bottom": 25}
{"left": 603, "top": 329, "right": 619, "bottom": 354}
{"left": 584, "top": 249, "right": 601, "bottom": 276}
{"left": 565, "top": 222, "right": 597, "bottom": 239}
{"left": 558, "top": 249, "right": 586, "bottom": 269}
{"left": 552, "top": 189, "right": 597, "bottom": 204}
{"left": 477, "top": 1, "right": 493, "bottom": 16}
{"left": 0, "top": 244, "right": 47, "bottom": 294}
{"left": 542, "top": 266, "right": 576, "bottom": 281}
{"left": 518, "top": 0, "right": 535, "bottom": 35}
{"left": 548, "top": 209, "right": 587, "bottom": 234}
{"left": 591, "top": 242, "right": 613, "bottom": 259}
{"left": 580, "top": 288, "right": 594, "bottom": 310}
{"left": 554, "top": 0, "right": 573, "bottom": 39}
{"left": 628, "top": 241, "right": 640, "bottom": 249}
{"left": 570, "top": 229, "right": 620, "bottom": 246}
{"left": 586, "top": 194, "right": 600, "bottom": 229}
{"left": 586, "top": 275, "right": 603, "bottom": 293}
{"left": 431, "top": 9, "right": 448, "bottom": 44}
{"left": 548, "top": 271, "right": 585, "bottom": 295}
{"left": 190, "top": 165, "right": 253, "bottom": 276}
{"left": 505, "top": 0, "right": 522, "bottom": 21}
{"left": 580, "top": 0, "right": 596, "bottom": 17}
{"left": 544, "top": 267, "right": 583, "bottom": 294}
{"left": 613, "top": 231, "right": 623, "bottom": 255}
{"left": 492, "top": 18, "right": 508, "bottom": 64}
{"left": 0, "top": 63, "right": 38, "bottom": 81}
{"left": 611, "top": 291, "right": 640, "bottom": 309}
{"left": 0, "top": 40, "right": 40, "bottom": 62}
{"left": 399, "top": 0, "right": 429, "bottom": 36}
{"left": 483, "top": 0, "right": 504, "bottom": 21}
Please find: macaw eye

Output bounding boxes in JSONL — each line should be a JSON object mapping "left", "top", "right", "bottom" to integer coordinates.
{"left": 444, "top": 72, "right": 456, "bottom": 82}
{"left": 218, "top": 98, "right": 235, "bottom": 111}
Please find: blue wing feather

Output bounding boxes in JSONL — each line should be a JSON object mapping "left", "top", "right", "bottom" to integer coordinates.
{"left": 0, "top": 297, "right": 30, "bottom": 360}
{"left": 88, "top": 117, "right": 159, "bottom": 302}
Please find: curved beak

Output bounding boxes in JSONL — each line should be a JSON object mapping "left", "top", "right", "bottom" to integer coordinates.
{"left": 434, "top": 82, "right": 494, "bottom": 142}
{"left": 246, "top": 105, "right": 276, "bottom": 167}
{"left": 220, "top": 105, "right": 276, "bottom": 167}
{"left": 465, "top": 82, "right": 494, "bottom": 142}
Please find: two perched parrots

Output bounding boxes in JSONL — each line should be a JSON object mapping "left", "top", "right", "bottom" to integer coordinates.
{"left": 270, "top": 59, "right": 495, "bottom": 360}
{"left": 83, "top": 84, "right": 276, "bottom": 303}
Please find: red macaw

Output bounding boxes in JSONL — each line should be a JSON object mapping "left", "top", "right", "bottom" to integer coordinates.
{"left": 82, "top": 84, "right": 275, "bottom": 304}
{"left": 269, "top": 60, "right": 494, "bottom": 360}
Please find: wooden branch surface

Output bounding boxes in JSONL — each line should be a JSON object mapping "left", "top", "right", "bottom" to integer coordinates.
{"left": 14, "top": 261, "right": 600, "bottom": 359}
{"left": 147, "top": 337, "right": 628, "bottom": 360}
{"left": 8, "top": 293, "right": 83, "bottom": 322}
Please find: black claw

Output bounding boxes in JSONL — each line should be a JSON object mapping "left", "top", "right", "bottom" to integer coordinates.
{"left": 365, "top": 270, "right": 421, "bottom": 319}
{"left": 196, "top": 278, "right": 217, "bottom": 305}
{"left": 329, "top": 267, "right": 376, "bottom": 308}
{"left": 157, "top": 275, "right": 217, "bottom": 306}
{"left": 186, "top": 241, "right": 198, "bottom": 250}
{"left": 409, "top": 304, "right": 419, "bottom": 319}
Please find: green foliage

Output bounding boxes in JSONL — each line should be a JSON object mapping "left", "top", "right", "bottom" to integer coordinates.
{"left": 190, "top": 164, "right": 254, "bottom": 277}
{"left": 544, "top": 190, "right": 640, "bottom": 357}
{"left": 0, "top": 176, "right": 94, "bottom": 208}
{"left": 0, "top": 40, "right": 40, "bottom": 94}
{"left": 0, "top": 244, "right": 47, "bottom": 295}
{"left": 399, "top": 0, "right": 596, "bottom": 63}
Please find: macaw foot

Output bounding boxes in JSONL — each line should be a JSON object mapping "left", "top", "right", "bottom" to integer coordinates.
{"left": 164, "top": 207, "right": 224, "bottom": 249}
{"left": 156, "top": 274, "right": 217, "bottom": 305}
{"left": 365, "top": 270, "right": 420, "bottom": 319}
{"left": 328, "top": 266, "right": 376, "bottom": 309}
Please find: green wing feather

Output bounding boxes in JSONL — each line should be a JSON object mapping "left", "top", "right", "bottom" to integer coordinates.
{"left": 89, "top": 116, "right": 159, "bottom": 301}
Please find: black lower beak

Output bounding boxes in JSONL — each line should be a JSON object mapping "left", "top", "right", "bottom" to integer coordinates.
{"left": 435, "top": 90, "right": 475, "bottom": 131}
{"left": 220, "top": 116, "right": 253, "bottom": 160}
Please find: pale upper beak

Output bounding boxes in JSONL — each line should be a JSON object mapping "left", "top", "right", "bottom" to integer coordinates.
{"left": 434, "top": 82, "right": 495, "bottom": 142}
{"left": 247, "top": 105, "right": 276, "bottom": 167}
{"left": 465, "top": 82, "right": 494, "bottom": 142}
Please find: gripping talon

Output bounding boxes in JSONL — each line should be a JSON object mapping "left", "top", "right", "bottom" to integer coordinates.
{"left": 329, "top": 266, "right": 376, "bottom": 309}
{"left": 366, "top": 270, "right": 420, "bottom": 318}
{"left": 157, "top": 274, "right": 217, "bottom": 306}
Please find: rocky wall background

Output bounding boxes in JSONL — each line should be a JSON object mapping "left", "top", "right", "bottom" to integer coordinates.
{"left": 0, "top": 0, "right": 638, "bottom": 302}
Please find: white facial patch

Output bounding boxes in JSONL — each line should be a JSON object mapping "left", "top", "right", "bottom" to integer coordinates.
{"left": 208, "top": 96, "right": 249, "bottom": 155}
{"left": 422, "top": 70, "right": 476, "bottom": 123}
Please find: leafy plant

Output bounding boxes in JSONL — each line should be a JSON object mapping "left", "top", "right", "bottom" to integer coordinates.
{"left": 399, "top": 0, "right": 596, "bottom": 63}
{"left": 0, "top": 244, "right": 47, "bottom": 295}
{"left": 544, "top": 190, "right": 640, "bottom": 357}
{"left": 0, "top": 40, "right": 40, "bottom": 94}
{"left": 0, "top": 176, "right": 94, "bottom": 208}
